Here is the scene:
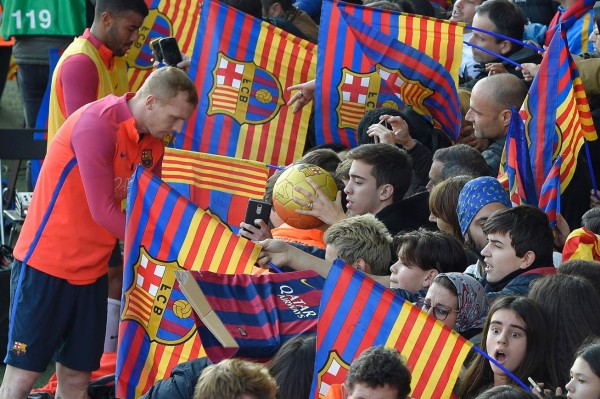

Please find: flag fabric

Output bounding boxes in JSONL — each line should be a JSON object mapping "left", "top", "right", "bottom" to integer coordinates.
{"left": 545, "top": 0, "right": 595, "bottom": 53}
{"left": 126, "top": 0, "right": 202, "bottom": 91}
{"left": 538, "top": 155, "right": 562, "bottom": 229}
{"left": 521, "top": 24, "right": 597, "bottom": 199}
{"left": 161, "top": 148, "right": 269, "bottom": 229}
{"left": 562, "top": 227, "right": 600, "bottom": 262}
{"left": 503, "top": 107, "right": 537, "bottom": 206}
{"left": 116, "top": 166, "right": 260, "bottom": 399}
{"left": 173, "top": 0, "right": 316, "bottom": 166}
{"left": 188, "top": 269, "right": 324, "bottom": 363}
{"left": 310, "top": 260, "right": 472, "bottom": 399}
{"left": 344, "top": 12, "right": 461, "bottom": 143}
{"left": 316, "top": 0, "right": 464, "bottom": 147}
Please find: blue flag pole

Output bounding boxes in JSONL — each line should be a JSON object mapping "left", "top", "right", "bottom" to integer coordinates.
{"left": 584, "top": 141, "right": 598, "bottom": 198}
{"left": 470, "top": 344, "right": 532, "bottom": 392}
{"left": 466, "top": 25, "right": 545, "bottom": 54}
{"left": 463, "top": 42, "right": 522, "bottom": 69}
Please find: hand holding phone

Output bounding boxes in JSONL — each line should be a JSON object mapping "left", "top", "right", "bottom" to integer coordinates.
{"left": 159, "top": 37, "right": 183, "bottom": 66}
{"left": 244, "top": 199, "right": 272, "bottom": 229}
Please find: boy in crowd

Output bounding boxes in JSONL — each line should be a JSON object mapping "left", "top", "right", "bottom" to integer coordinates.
{"left": 390, "top": 229, "right": 468, "bottom": 301}
{"left": 324, "top": 346, "right": 412, "bottom": 399}
{"left": 259, "top": 214, "right": 394, "bottom": 277}
{"left": 480, "top": 205, "right": 556, "bottom": 303}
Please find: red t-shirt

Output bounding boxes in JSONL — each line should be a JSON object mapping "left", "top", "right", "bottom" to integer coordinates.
{"left": 14, "top": 94, "right": 164, "bottom": 284}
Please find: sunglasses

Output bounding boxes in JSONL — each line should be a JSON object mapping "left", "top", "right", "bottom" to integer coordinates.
{"left": 416, "top": 298, "right": 459, "bottom": 321}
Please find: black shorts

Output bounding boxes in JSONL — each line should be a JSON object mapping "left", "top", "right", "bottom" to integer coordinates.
{"left": 5, "top": 260, "right": 108, "bottom": 372}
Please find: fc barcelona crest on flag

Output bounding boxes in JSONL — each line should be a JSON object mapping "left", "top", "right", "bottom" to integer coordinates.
{"left": 208, "top": 53, "right": 284, "bottom": 125}
{"left": 316, "top": 351, "right": 350, "bottom": 397}
{"left": 122, "top": 247, "right": 196, "bottom": 346}
{"left": 336, "top": 68, "right": 402, "bottom": 129}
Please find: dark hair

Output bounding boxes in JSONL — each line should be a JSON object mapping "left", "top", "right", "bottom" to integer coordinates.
{"left": 432, "top": 144, "right": 491, "bottom": 181}
{"left": 335, "top": 158, "right": 353, "bottom": 182}
{"left": 406, "top": 0, "right": 435, "bottom": 17}
{"left": 305, "top": 142, "right": 350, "bottom": 155}
{"left": 475, "top": 385, "right": 538, "bottom": 399}
{"left": 582, "top": 207, "right": 600, "bottom": 234}
{"left": 575, "top": 338, "right": 600, "bottom": 379}
{"left": 475, "top": 0, "right": 525, "bottom": 49}
{"left": 298, "top": 149, "right": 341, "bottom": 175}
{"left": 261, "top": 0, "right": 295, "bottom": 13}
{"left": 346, "top": 143, "right": 412, "bottom": 202}
{"left": 346, "top": 346, "right": 411, "bottom": 399}
{"left": 269, "top": 334, "right": 316, "bottom": 399}
{"left": 95, "top": 0, "right": 149, "bottom": 19}
{"left": 482, "top": 205, "right": 554, "bottom": 269}
{"left": 429, "top": 176, "right": 472, "bottom": 238}
{"left": 528, "top": 274, "right": 600, "bottom": 389}
{"left": 558, "top": 259, "right": 600, "bottom": 298}
{"left": 220, "top": 0, "right": 263, "bottom": 18}
{"left": 395, "top": 228, "right": 468, "bottom": 273}
{"left": 356, "top": 107, "right": 404, "bottom": 145}
{"left": 458, "top": 296, "right": 548, "bottom": 398}
{"left": 265, "top": 150, "right": 342, "bottom": 205}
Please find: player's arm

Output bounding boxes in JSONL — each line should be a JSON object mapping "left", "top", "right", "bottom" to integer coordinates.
{"left": 59, "top": 55, "right": 100, "bottom": 116}
{"left": 71, "top": 114, "right": 126, "bottom": 239}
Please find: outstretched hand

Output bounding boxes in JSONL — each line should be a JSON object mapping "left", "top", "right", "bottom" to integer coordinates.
{"left": 293, "top": 177, "right": 347, "bottom": 226}
{"left": 287, "top": 79, "right": 316, "bottom": 113}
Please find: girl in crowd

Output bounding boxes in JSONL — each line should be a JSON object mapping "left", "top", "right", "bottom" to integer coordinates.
{"left": 429, "top": 176, "right": 472, "bottom": 239}
{"left": 528, "top": 274, "right": 600, "bottom": 390}
{"left": 458, "top": 296, "right": 548, "bottom": 398}
{"left": 564, "top": 339, "right": 600, "bottom": 399}
{"left": 418, "top": 272, "right": 488, "bottom": 340}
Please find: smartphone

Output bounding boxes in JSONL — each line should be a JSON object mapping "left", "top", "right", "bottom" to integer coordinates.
{"left": 159, "top": 37, "right": 183, "bottom": 66}
{"left": 244, "top": 199, "right": 272, "bottom": 229}
{"left": 149, "top": 37, "right": 164, "bottom": 63}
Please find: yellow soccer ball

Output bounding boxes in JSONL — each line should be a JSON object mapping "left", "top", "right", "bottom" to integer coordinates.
{"left": 272, "top": 164, "right": 338, "bottom": 229}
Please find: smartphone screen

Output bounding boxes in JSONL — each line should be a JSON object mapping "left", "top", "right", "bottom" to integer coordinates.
{"left": 159, "top": 37, "right": 183, "bottom": 66}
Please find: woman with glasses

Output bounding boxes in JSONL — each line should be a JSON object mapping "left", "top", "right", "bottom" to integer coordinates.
{"left": 417, "top": 273, "right": 489, "bottom": 340}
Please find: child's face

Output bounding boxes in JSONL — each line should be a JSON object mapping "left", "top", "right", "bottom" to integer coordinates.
{"left": 565, "top": 357, "right": 600, "bottom": 399}
{"left": 389, "top": 257, "right": 431, "bottom": 293}
{"left": 480, "top": 232, "right": 527, "bottom": 283}
{"left": 486, "top": 309, "right": 527, "bottom": 380}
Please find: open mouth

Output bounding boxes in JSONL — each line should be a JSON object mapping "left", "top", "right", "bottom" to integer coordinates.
{"left": 494, "top": 350, "right": 506, "bottom": 363}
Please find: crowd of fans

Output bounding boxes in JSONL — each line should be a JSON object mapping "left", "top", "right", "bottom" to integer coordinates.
{"left": 2, "top": 0, "right": 600, "bottom": 398}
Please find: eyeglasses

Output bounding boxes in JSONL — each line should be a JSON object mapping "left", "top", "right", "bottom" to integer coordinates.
{"left": 416, "top": 298, "right": 459, "bottom": 321}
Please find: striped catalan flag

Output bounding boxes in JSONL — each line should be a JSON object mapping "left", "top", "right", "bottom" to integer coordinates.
{"left": 503, "top": 107, "right": 537, "bottom": 206}
{"left": 116, "top": 166, "right": 260, "bottom": 399}
{"left": 538, "top": 155, "right": 562, "bottom": 229}
{"left": 162, "top": 148, "right": 269, "bottom": 229}
{"left": 310, "top": 259, "right": 472, "bottom": 399}
{"left": 562, "top": 227, "right": 600, "bottom": 262}
{"left": 344, "top": 11, "right": 461, "bottom": 142}
{"left": 316, "top": 0, "right": 464, "bottom": 147}
{"left": 521, "top": 24, "right": 597, "bottom": 199}
{"left": 126, "top": 0, "right": 201, "bottom": 91}
{"left": 173, "top": 0, "right": 316, "bottom": 166}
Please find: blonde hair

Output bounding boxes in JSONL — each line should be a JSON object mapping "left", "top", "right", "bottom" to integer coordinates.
{"left": 194, "top": 359, "right": 277, "bottom": 399}
{"left": 324, "top": 214, "right": 393, "bottom": 275}
{"left": 138, "top": 66, "right": 198, "bottom": 106}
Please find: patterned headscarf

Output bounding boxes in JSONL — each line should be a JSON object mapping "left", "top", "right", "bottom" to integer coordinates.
{"left": 434, "top": 272, "right": 489, "bottom": 334}
{"left": 457, "top": 176, "right": 511, "bottom": 236}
